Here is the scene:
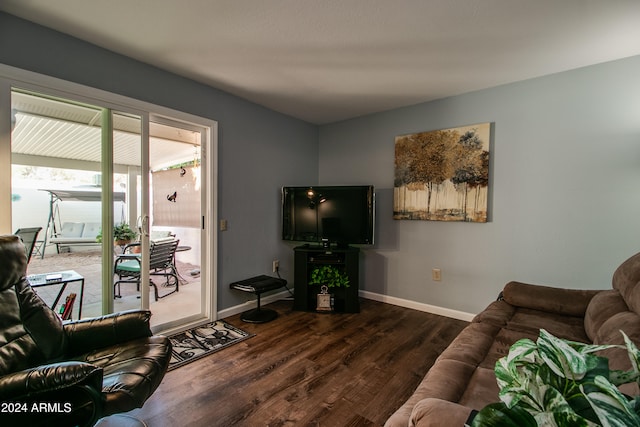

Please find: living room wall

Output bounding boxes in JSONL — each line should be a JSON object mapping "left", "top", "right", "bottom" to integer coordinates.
{"left": 0, "top": 12, "right": 318, "bottom": 311}
{"left": 318, "top": 55, "right": 640, "bottom": 316}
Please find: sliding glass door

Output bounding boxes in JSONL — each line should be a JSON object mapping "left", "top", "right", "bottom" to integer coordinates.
{"left": 1, "top": 68, "right": 215, "bottom": 332}
{"left": 148, "top": 118, "right": 205, "bottom": 326}
{"left": 10, "top": 89, "right": 110, "bottom": 319}
{"left": 110, "top": 109, "right": 149, "bottom": 313}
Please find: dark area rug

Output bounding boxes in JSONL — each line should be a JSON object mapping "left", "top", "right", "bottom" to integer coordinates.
{"left": 167, "top": 320, "right": 254, "bottom": 370}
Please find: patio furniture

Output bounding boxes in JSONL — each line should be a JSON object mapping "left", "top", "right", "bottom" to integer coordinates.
{"left": 114, "top": 239, "right": 180, "bottom": 301}
{"left": 40, "top": 189, "right": 126, "bottom": 258}
{"left": 27, "top": 269, "right": 85, "bottom": 319}
{"left": 14, "top": 226, "right": 42, "bottom": 262}
{"left": 49, "top": 221, "right": 101, "bottom": 253}
{"left": 0, "top": 234, "right": 172, "bottom": 427}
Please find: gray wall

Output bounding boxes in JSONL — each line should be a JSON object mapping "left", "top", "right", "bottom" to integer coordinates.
{"left": 0, "top": 13, "right": 318, "bottom": 311}
{"left": 4, "top": 11, "right": 640, "bottom": 317}
{"left": 319, "top": 55, "right": 640, "bottom": 315}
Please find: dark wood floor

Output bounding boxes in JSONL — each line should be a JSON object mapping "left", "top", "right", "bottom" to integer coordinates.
{"left": 130, "top": 298, "right": 468, "bottom": 427}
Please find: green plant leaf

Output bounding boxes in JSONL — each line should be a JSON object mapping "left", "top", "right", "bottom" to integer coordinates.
{"left": 622, "top": 331, "right": 640, "bottom": 382}
{"left": 550, "top": 411, "right": 599, "bottom": 427}
{"left": 308, "top": 265, "right": 350, "bottom": 288}
{"left": 471, "top": 402, "right": 537, "bottom": 427}
{"left": 537, "top": 329, "right": 588, "bottom": 380}
{"left": 581, "top": 376, "right": 640, "bottom": 427}
{"left": 482, "top": 329, "right": 640, "bottom": 426}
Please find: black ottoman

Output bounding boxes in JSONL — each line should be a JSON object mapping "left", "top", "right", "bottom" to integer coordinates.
{"left": 230, "top": 275, "right": 287, "bottom": 323}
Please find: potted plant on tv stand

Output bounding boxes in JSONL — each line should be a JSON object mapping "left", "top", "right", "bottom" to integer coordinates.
{"left": 308, "top": 265, "right": 350, "bottom": 312}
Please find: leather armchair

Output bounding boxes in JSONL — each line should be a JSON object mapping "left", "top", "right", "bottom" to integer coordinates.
{"left": 0, "top": 235, "right": 172, "bottom": 426}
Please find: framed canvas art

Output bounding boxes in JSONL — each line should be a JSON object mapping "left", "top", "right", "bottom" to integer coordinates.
{"left": 394, "top": 122, "right": 491, "bottom": 222}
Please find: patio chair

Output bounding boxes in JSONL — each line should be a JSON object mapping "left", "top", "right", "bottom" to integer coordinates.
{"left": 14, "top": 226, "right": 42, "bottom": 263}
{"left": 0, "top": 234, "right": 172, "bottom": 427}
{"left": 114, "top": 239, "right": 180, "bottom": 301}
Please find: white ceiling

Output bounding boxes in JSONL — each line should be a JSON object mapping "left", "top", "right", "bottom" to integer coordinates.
{"left": 2, "top": 0, "right": 640, "bottom": 124}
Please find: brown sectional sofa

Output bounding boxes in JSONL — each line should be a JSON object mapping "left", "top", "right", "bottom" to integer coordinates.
{"left": 385, "top": 251, "right": 640, "bottom": 427}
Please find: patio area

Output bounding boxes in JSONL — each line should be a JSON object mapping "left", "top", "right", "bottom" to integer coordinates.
{"left": 26, "top": 247, "right": 202, "bottom": 327}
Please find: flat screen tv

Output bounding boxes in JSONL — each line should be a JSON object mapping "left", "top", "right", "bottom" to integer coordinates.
{"left": 282, "top": 185, "right": 375, "bottom": 246}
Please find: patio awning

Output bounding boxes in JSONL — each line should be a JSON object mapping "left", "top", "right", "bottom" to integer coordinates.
{"left": 41, "top": 189, "right": 126, "bottom": 202}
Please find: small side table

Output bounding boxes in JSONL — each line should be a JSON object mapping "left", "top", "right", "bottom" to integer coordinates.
{"left": 27, "top": 270, "right": 85, "bottom": 319}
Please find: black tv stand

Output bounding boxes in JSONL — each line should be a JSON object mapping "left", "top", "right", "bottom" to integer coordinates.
{"left": 293, "top": 245, "right": 360, "bottom": 313}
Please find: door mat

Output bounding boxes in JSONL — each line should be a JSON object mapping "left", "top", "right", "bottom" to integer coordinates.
{"left": 167, "top": 320, "right": 254, "bottom": 371}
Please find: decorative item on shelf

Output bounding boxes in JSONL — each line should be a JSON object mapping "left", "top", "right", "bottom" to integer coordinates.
{"left": 96, "top": 222, "right": 138, "bottom": 247}
{"left": 309, "top": 265, "right": 349, "bottom": 312}
{"left": 470, "top": 329, "right": 640, "bottom": 427}
{"left": 316, "top": 285, "right": 333, "bottom": 312}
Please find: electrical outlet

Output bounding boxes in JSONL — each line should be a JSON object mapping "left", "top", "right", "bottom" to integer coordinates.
{"left": 272, "top": 260, "right": 279, "bottom": 273}
{"left": 219, "top": 219, "right": 227, "bottom": 231}
{"left": 432, "top": 268, "right": 442, "bottom": 281}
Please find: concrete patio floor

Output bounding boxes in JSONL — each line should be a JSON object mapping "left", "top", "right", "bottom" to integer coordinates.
{"left": 26, "top": 246, "right": 202, "bottom": 328}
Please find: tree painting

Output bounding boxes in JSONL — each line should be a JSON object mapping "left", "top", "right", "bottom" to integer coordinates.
{"left": 394, "top": 123, "right": 490, "bottom": 222}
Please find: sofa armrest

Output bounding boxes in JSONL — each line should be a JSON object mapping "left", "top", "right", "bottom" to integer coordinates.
{"left": 0, "top": 361, "right": 102, "bottom": 400}
{"left": 63, "top": 310, "right": 152, "bottom": 357}
{"left": 0, "top": 362, "right": 103, "bottom": 426}
{"left": 409, "top": 398, "right": 474, "bottom": 427}
{"left": 502, "top": 281, "right": 600, "bottom": 317}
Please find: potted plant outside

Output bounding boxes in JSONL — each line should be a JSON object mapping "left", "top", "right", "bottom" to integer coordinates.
{"left": 471, "top": 328, "right": 640, "bottom": 427}
{"left": 308, "top": 265, "right": 350, "bottom": 312}
{"left": 96, "top": 223, "right": 138, "bottom": 246}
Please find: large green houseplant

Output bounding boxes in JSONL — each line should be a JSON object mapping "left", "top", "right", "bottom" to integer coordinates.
{"left": 471, "top": 329, "right": 640, "bottom": 427}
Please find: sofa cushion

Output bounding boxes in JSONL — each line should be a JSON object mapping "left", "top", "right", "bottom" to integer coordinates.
{"left": 384, "top": 359, "right": 477, "bottom": 427}
{"left": 478, "top": 327, "right": 539, "bottom": 370}
{"left": 74, "top": 335, "right": 171, "bottom": 414}
{"left": 584, "top": 290, "right": 629, "bottom": 341}
{"left": 458, "top": 366, "right": 500, "bottom": 410}
{"left": 505, "top": 307, "right": 589, "bottom": 343}
{"left": 503, "top": 281, "right": 598, "bottom": 317}
{"left": 81, "top": 222, "right": 101, "bottom": 239}
{"left": 594, "top": 311, "right": 640, "bottom": 364}
{"left": 612, "top": 251, "right": 640, "bottom": 314}
{"left": 408, "top": 399, "right": 473, "bottom": 427}
{"left": 438, "top": 322, "right": 502, "bottom": 366}
{"left": 59, "top": 222, "right": 84, "bottom": 238}
{"left": 594, "top": 310, "right": 640, "bottom": 396}
{"left": 472, "top": 300, "right": 515, "bottom": 327}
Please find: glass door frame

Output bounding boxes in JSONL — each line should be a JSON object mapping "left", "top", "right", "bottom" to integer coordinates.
{"left": 149, "top": 115, "right": 210, "bottom": 327}
{"left": 106, "top": 107, "right": 151, "bottom": 313}
{"left": 0, "top": 64, "right": 217, "bottom": 332}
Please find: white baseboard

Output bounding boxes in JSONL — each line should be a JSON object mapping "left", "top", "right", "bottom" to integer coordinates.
{"left": 219, "top": 289, "right": 475, "bottom": 323}
{"left": 218, "top": 290, "right": 293, "bottom": 319}
{"left": 358, "top": 290, "right": 476, "bottom": 322}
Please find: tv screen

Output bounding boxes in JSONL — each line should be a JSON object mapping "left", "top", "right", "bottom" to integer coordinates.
{"left": 282, "top": 185, "right": 375, "bottom": 246}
